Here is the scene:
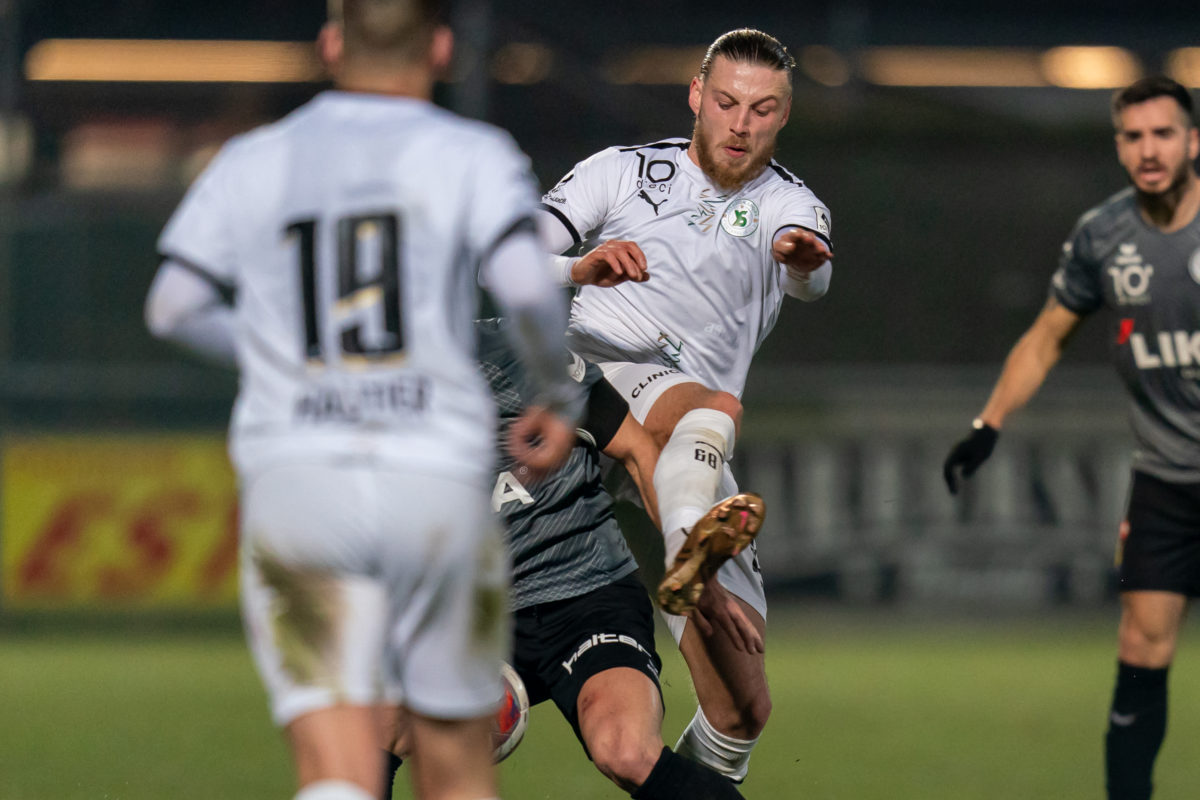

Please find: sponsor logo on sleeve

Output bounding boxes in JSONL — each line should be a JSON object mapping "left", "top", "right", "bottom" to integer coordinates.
{"left": 815, "top": 207, "right": 831, "bottom": 237}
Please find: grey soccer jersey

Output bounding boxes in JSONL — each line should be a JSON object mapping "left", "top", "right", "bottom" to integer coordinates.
{"left": 1053, "top": 187, "right": 1200, "bottom": 480}
{"left": 476, "top": 320, "right": 638, "bottom": 610}
{"left": 542, "top": 138, "right": 832, "bottom": 398}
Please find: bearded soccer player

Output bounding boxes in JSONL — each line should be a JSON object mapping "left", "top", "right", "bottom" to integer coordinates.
{"left": 144, "top": 2, "right": 580, "bottom": 798}
{"left": 944, "top": 76, "right": 1200, "bottom": 800}
{"left": 536, "top": 28, "right": 833, "bottom": 783}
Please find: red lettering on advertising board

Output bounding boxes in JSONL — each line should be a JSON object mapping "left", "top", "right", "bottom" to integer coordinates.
{"left": 97, "top": 490, "right": 198, "bottom": 597}
{"left": 19, "top": 493, "right": 113, "bottom": 594}
{"left": 199, "top": 501, "right": 239, "bottom": 594}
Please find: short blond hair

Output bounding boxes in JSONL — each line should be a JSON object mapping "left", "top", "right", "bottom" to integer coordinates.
{"left": 336, "top": 0, "right": 444, "bottom": 59}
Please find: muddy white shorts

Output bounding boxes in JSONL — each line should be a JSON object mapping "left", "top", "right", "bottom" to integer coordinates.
{"left": 239, "top": 461, "right": 508, "bottom": 726}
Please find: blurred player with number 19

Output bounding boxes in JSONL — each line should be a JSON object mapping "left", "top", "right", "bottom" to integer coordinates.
{"left": 144, "top": 1, "right": 580, "bottom": 799}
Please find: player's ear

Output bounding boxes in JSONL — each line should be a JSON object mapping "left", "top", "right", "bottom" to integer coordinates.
{"left": 430, "top": 25, "right": 454, "bottom": 79}
{"left": 1188, "top": 124, "right": 1199, "bottom": 162}
{"left": 316, "top": 22, "right": 344, "bottom": 76}
{"left": 688, "top": 76, "right": 703, "bottom": 116}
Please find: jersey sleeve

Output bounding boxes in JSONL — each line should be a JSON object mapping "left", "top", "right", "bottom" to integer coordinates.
{"left": 157, "top": 141, "right": 242, "bottom": 287}
{"left": 539, "top": 148, "right": 622, "bottom": 250}
{"left": 1050, "top": 214, "right": 1104, "bottom": 315}
{"left": 465, "top": 131, "right": 543, "bottom": 258}
{"left": 765, "top": 181, "right": 833, "bottom": 252}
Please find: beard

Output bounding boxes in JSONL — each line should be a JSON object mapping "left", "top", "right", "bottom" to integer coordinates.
{"left": 692, "top": 116, "right": 775, "bottom": 193}
{"left": 1132, "top": 156, "right": 1192, "bottom": 211}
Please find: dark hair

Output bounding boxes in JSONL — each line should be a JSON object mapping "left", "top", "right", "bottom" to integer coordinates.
{"left": 1112, "top": 75, "right": 1194, "bottom": 126}
{"left": 699, "top": 28, "right": 796, "bottom": 80}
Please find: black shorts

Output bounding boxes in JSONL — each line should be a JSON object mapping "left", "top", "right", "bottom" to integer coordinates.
{"left": 1117, "top": 470, "right": 1200, "bottom": 597}
{"left": 512, "top": 570, "right": 663, "bottom": 748}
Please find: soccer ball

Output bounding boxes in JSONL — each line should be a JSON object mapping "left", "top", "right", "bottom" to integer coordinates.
{"left": 492, "top": 662, "right": 529, "bottom": 763}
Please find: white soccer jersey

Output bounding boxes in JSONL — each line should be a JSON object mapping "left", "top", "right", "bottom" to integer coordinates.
{"left": 158, "top": 91, "right": 543, "bottom": 479}
{"left": 541, "top": 138, "right": 832, "bottom": 397}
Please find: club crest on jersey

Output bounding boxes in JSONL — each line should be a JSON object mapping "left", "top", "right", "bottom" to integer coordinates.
{"left": 720, "top": 199, "right": 760, "bottom": 237}
{"left": 1189, "top": 248, "right": 1200, "bottom": 285}
{"left": 1107, "top": 243, "right": 1153, "bottom": 306}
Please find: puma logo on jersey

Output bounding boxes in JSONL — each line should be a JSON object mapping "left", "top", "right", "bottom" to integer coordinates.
{"left": 1127, "top": 330, "right": 1200, "bottom": 369}
{"left": 638, "top": 190, "right": 668, "bottom": 215}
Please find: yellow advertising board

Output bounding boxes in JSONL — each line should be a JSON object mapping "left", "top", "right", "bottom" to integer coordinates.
{"left": 2, "top": 435, "right": 238, "bottom": 609}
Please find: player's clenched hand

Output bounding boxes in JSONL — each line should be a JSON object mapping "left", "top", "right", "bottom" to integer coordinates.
{"left": 507, "top": 406, "right": 576, "bottom": 480}
{"left": 772, "top": 228, "right": 831, "bottom": 275}
{"left": 691, "top": 577, "right": 764, "bottom": 654}
{"left": 571, "top": 240, "right": 649, "bottom": 287}
{"left": 942, "top": 422, "right": 999, "bottom": 495}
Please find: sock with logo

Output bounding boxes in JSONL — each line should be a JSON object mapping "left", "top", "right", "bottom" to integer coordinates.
{"left": 674, "top": 707, "right": 758, "bottom": 783}
{"left": 378, "top": 750, "right": 403, "bottom": 800}
{"left": 1105, "top": 660, "right": 1169, "bottom": 800}
{"left": 630, "top": 746, "right": 744, "bottom": 799}
{"left": 654, "top": 409, "right": 737, "bottom": 561}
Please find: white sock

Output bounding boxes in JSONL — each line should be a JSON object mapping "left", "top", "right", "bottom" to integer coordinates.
{"left": 654, "top": 408, "right": 736, "bottom": 561}
{"left": 294, "top": 780, "right": 375, "bottom": 800}
{"left": 674, "top": 706, "right": 758, "bottom": 783}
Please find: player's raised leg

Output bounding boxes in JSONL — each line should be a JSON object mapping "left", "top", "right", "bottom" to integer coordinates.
{"left": 1107, "top": 590, "right": 1187, "bottom": 800}
{"left": 658, "top": 492, "right": 764, "bottom": 615}
{"left": 642, "top": 382, "right": 745, "bottom": 567}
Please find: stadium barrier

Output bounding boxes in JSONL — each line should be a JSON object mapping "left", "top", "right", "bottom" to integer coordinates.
{"left": 0, "top": 366, "right": 1131, "bottom": 610}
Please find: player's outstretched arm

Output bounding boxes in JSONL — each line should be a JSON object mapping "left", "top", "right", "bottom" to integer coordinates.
{"left": 601, "top": 411, "right": 662, "bottom": 530}
{"left": 943, "top": 296, "right": 1083, "bottom": 494}
{"left": 563, "top": 240, "right": 651, "bottom": 287}
{"left": 774, "top": 227, "right": 832, "bottom": 301}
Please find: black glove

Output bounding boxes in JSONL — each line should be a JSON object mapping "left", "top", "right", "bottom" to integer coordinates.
{"left": 943, "top": 421, "right": 999, "bottom": 495}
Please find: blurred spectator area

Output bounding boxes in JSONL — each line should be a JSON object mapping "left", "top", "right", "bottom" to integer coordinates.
{"left": 4, "top": 0, "right": 1200, "bottom": 381}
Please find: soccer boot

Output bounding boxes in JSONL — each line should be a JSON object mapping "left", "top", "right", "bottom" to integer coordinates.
{"left": 657, "top": 492, "right": 765, "bottom": 615}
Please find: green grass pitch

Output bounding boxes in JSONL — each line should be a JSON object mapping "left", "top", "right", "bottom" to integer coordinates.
{"left": 3, "top": 607, "right": 1199, "bottom": 799}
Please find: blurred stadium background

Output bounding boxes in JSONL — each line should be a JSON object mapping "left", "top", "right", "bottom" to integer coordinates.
{"left": 3, "top": 1, "right": 1200, "bottom": 797}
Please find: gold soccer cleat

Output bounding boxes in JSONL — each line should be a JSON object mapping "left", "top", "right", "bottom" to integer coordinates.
{"left": 657, "top": 492, "right": 765, "bottom": 616}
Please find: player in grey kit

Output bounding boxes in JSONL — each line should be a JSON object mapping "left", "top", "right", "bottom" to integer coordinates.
{"left": 944, "top": 76, "right": 1200, "bottom": 800}
{"left": 382, "top": 319, "right": 746, "bottom": 798}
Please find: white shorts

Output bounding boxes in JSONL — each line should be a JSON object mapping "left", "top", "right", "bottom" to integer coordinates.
{"left": 239, "top": 461, "right": 508, "bottom": 727}
{"left": 589, "top": 360, "right": 767, "bottom": 643}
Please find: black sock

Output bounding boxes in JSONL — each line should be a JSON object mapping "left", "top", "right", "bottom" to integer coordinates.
{"left": 630, "top": 746, "right": 744, "bottom": 800}
{"left": 1105, "top": 661, "right": 1168, "bottom": 800}
{"left": 379, "top": 750, "right": 403, "bottom": 800}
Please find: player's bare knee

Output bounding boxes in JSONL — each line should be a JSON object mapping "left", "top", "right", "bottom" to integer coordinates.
{"left": 705, "top": 692, "right": 771, "bottom": 740}
{"left": 589, "top": 730, "right": 658, "bottom": 790}
{"left": 704, "top": 392, "right": 743, "bottom": 436}
{"left": 1118, "top": 623, "right": 1177, "bottom": 667}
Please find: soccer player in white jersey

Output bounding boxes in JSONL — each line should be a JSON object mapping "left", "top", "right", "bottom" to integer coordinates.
{"left": 143, "top": 2, "right": 580, "bottom": 799}
{"left": 536, "top": 28, "right": 834, "bottom": 783}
